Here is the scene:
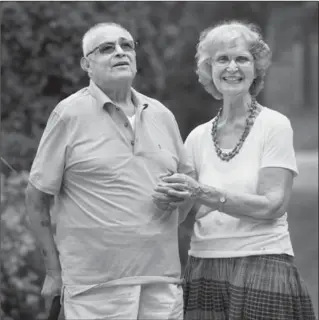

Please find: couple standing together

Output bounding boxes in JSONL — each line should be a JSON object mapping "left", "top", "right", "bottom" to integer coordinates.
{"left": 26, "top": 21, "right": 316, "bottom": 320}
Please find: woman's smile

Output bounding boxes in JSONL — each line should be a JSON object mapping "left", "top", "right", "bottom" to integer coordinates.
{"left": 222, "top": 75, "right": 244, "bottom": 83}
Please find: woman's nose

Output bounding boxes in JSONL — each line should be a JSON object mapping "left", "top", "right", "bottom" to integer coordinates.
{"left": 227, "top": 60, "right": 238, "bottom": 71}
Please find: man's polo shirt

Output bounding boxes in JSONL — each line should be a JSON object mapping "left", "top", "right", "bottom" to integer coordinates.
{"left": 29, "top": 80, "right": 194, "bottom": 288}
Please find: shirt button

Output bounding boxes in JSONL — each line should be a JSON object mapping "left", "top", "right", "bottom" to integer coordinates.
{"left": 124, "top": 122, "right": 129, "bottom": 127}
{"left": 131, "top": 140, "right": 135, "bottom": 146}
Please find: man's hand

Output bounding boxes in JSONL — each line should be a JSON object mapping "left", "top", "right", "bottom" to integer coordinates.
{"left": 42, "top": 272, "right": 62, "bottom": 316}
{"left": 152, "top": 191, "right": 185, "bottom": 211}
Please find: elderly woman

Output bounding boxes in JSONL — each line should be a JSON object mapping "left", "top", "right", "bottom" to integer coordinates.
{"left": 153, "top": 21, "right": 316, "bottom": 319}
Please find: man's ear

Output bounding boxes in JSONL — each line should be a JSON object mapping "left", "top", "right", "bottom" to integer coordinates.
{"left": 81, "top": 57, "right": 90, "bottom": 72}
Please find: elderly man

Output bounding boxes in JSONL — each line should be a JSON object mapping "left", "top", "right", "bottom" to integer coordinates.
{"left": 26, "top": 22, "right": 193, "bottom": 319}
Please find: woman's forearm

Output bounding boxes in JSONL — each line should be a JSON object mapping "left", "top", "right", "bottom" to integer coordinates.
{"left": 196, "top": 183, "right": 285, "bottom": 220}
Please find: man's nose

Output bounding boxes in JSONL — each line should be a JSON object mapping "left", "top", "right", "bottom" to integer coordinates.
{"left": 114, "top": 44, "right": 125, "bottom": 55}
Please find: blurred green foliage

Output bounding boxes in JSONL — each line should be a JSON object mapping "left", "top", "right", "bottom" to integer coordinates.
{"left": 1, "top": 172, "right": 46, "bottom": 320}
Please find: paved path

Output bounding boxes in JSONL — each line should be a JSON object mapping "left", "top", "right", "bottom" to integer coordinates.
{"left": 291, "top": 150, "right": 318, "bottom": 316}
{"left": 294, "top": 151, "right": 318, "bottom": 190}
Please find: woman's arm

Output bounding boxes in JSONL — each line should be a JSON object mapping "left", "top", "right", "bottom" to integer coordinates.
{"left": 158, "top": 167, "right": 294, "bottom": 221}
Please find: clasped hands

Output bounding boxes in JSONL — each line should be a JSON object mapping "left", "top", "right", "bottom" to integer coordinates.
{"left": 152, "top": 173, "right": 200, "bottom": 211}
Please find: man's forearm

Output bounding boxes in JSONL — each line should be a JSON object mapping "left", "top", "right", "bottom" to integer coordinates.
{"left": 25, "top": 185, "right": 61, "bottom": 275}
{"left": 178, "top": 199, "right": 195, "bottom": 224}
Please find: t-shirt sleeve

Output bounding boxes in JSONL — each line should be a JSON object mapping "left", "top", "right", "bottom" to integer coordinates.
{"left": 28, "top": 111, "right": 68, "bottom": 195}
{"left": 184, "top": 129, "right": 200, "bottom": 180}
{"left": 260, "top": 116, "right": 298, "bottom": 177}
{"left": 169, "top": 116, "right": 195, "bottom": 178}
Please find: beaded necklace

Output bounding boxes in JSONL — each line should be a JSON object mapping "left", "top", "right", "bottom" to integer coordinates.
{"left": 211, "top": 99, "right": 258, "bottom": 161}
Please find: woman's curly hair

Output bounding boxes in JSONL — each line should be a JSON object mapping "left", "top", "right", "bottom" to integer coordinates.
{"left": 196, "top": 20, "right": 272, "bottom": 100}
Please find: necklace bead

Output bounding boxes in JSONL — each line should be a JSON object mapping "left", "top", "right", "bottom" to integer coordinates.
{"left": 211, "top": 99, "right": 258, "bottom": 161}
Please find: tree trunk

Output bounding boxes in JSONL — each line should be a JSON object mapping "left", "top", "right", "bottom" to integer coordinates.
{"left": 302, "top": 10, "right": 313, "bottom": 108}
{"left": 255, "top": 3, "right": 272, "bottom": 105}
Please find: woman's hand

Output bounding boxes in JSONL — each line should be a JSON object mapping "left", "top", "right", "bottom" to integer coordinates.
{"left": 152, "top": 172, "right": 185, "bottom": 210}
{"left": 153, "top": 173, "right": 201, "bottom": 208}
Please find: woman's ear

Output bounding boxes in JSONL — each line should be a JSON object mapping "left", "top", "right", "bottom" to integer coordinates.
{"left": 254, "top": 66, "right": 257, "bottom": 79}
{"left": 80, "top": 57, "right": 90, "bottom": 72}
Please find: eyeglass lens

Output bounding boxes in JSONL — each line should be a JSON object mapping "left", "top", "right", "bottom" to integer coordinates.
{"left": 215, "top": 55, "right": 252, "bottom": 66}
{"left": 98, "top": 40, "right": 135, "bottom": 54}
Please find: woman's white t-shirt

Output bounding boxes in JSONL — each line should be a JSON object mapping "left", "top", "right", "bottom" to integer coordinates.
{"left": 185, "top": 107, "right": 299, "bottom": 258}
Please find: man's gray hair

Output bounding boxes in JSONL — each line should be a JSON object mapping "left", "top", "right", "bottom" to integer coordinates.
{"left": 82, "top": 22, "right": 129, "bottom": 57}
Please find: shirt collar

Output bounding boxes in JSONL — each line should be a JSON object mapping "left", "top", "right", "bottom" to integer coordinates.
{"left": 88, "top": 80, "right": 148, "bottom": 110}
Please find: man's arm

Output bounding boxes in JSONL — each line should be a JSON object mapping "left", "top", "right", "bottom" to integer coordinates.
{"left": 25, "top": 183, "right": 61, "bottom": 275}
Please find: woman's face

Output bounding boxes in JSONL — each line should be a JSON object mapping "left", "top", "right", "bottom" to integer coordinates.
{"left": 211, "top": 40, "right": 255, "bottom": 98}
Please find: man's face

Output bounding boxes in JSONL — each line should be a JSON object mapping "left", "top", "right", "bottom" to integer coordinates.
{"left": 85, "top": 26, "right": 137, "bottom": 86}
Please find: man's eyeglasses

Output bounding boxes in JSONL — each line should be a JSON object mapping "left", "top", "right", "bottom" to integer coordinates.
{"left": 212, "top": 55, "right": 254, "bottom": 67}
{"left": 86, "top": 39, "right": 138, "bottom": 57}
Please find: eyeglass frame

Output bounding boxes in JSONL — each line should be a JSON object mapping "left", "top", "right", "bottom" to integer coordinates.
{"left": 85, "top": 38, "right": 139, "bottom": 57}
{"left": 210, "top": 54, "right": 254, "bottom": 68}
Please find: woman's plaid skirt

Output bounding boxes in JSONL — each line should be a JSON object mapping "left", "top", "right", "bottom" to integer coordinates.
{"left": 183, "top": 254, "right": 316, "bottom": 320}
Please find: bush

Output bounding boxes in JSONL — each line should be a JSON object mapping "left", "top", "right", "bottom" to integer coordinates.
{"left": 1, "top": 172, "right": 46, "bottom": 320}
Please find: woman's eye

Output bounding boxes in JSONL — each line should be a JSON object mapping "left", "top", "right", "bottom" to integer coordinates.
{"left": 217, "top": 56, "right": 229, "bottom": 63}
{"left": 236, "top": 56, "right": 250, "bottom": 63}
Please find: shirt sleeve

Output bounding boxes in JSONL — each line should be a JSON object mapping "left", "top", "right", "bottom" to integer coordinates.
{"left": 29, "top": 111, "right": 68, "bottom": 195}
{"left": 184, "top": 129, "right": 199, "bottom": 180}
{"left": 170, "top": 116, "right": 196, "bottom": 178}
{"left": 260, "top": 116, "right": 298, "bottom": 177}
